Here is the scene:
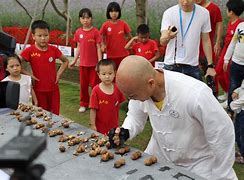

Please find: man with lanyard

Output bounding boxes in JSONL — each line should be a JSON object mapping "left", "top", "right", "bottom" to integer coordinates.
{"left": 160, "top": 0, "right": 216, "bottom": 81}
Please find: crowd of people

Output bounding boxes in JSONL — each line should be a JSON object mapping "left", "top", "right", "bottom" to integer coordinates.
{"left": 1, "top": 0, "right": 244, "bottom": 179}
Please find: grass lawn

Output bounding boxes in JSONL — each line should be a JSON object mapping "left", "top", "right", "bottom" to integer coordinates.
{"left": 59, "top": 80, "right": 244, "bottom": 179}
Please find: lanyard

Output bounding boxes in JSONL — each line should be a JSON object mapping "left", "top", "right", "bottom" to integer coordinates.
{"left": 179, "top": 4, "right": 195, "bottom": 46}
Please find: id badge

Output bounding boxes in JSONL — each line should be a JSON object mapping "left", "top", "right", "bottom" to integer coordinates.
{"left": 177, "top": 46, "right": 185, "bottom": 58}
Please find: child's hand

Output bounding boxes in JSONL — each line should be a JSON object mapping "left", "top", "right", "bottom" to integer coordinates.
{"left": 31, "top": 75, "right": 40, "bottom": 81}
{"left": 232, "top": 92, "right": 239, "bottom": 100}
{"left": 68, "top": 61, "right": 76, "bottom": 69}
{"left": 33, "top": 100, "right": 38, "bottom": 107}
{"left": 90, "top": 124, "right": 97, "bottom": 131}
{"left": 55, "top": 74, "right": 60, "bottom": 84}
{"left": 223, "top": 62, "right": 228, "bottom": 72}
{"left": 133, "top": 36, "right": 138, "bottom": 41}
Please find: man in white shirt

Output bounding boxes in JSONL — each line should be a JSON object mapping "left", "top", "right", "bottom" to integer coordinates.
{"left": 111, "top": 55, "right": 237, "bottom": 180}
{"left": 160, "top": 0, "right": 216, "bottom": 80}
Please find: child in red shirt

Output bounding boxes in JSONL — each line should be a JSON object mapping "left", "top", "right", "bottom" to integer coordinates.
{"left": 20, "top": 20, "right": 69, "bottom": 115}
{"left": 100, "top": 2, "right": 132, "bottom": 69}
{"left": 125, "top": 24, "right": 160, "bottom": 67}
{"left": 89, "top": 59, "right": 125, "bottom": 135}
{"left": 196, "top": 0, "right": 223, "bottom": 70}
{"left": 69, "top": 8, "right": 102, "bottom": 113}
{"left": 215, "top": 0, "right": 244, "bottom": 100}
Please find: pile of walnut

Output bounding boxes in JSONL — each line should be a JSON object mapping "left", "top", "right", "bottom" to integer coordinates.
{"left": 9, "top": 104, "right": 158, "bottom": 168}
{"left": 9, "top": 104, "right": 56, "bottom": 131}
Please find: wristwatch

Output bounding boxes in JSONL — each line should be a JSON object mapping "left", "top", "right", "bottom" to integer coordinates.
{"left": 207, "top": 64, "right": 214, "bottom": 68}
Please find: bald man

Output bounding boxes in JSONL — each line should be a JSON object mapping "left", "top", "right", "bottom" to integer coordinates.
{"left": 114, "top": 55, "right": 237, "bottom": 179}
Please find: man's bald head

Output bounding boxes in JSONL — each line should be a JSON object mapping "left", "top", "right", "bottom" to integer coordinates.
{"left": 116, "top": 55, "right": 154, "bottom": 84}
{"left": 116, "top": 55, "right": 156, "bottom": 100}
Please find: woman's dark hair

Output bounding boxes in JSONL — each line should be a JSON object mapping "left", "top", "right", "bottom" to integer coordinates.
{"left": 226, "top": 0, "right": 244, "bottom": 16}
{"left": 79, "top": 8, "right": 92, "bottom": 18}
{"left": 106, "top": 2, "right": 121, "bottom": 19}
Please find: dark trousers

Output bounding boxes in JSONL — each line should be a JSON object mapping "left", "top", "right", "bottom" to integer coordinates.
{"left": 235, "top": 110, "right": 244, "bottom": 156}
{"left": 228, "top": 62, "right": 244, "bottom": 113}
{"left": 163, "top": 64, "right": 202, "bottom": 81}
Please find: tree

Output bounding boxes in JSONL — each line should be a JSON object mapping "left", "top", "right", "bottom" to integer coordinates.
{"left": 122, "top": 0, "right": 148, "bottom": 26}
{"left": 15, "top": 0, "right": 72, "bottom": 46}
{"left": 50, "top": 0, "right": 72, "bottom": 45}
{"left": 135, "top": 0, "right": 148, "bottom": 25}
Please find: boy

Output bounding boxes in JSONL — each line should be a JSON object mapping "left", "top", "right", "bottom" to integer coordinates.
{"left": 20, "top": 20, "right": 69, "bottom": 115}
{"left": 125, "top": 24, "right": 160, "bottom": 67}
{"left": 89, "top": 59, "right": 125, "bottom": 134}
{"left": 69, "top": 8, "right": 102, "bottom": 113}
{"left": 215, "top": 0, "right": 244, "bottom": 107}
{"left": 230, "top": 79, "right": 244, "bottom": 164}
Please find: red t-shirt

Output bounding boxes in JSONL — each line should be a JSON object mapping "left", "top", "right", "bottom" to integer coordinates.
{"left": 89, "top": 83, "right": 126, "bottom": 135}
{"left": 224, "top": 19, "right": 243, "bottom": 48}
{"left": 132, "top": 39, "right": 159, "bottom": 62}
{"left": 20, "top": 45, "right": 62, "bottom": 91}
{"left": 215, "top": 18, "right": 243, "bottom": 74}
{"left": 74, "top": 27, "right": 101, "bottom": 67}
{"left": 199, "top": 2, "right": 222, "bottom": 59}
{"left": 100, "top": 20, "right": 131, "bottom": 58}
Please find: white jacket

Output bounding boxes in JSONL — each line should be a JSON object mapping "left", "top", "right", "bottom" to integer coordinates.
{"left": 230, "top": 80, "right": 244, "bottom": 113}
{"left": 224, "top": 22, "right": 244, "bottom": 65}
{"left": 122, "top": 70, "right": 237, "bottom": 180}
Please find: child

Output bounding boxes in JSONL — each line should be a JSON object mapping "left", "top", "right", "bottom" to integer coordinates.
{"left": 2, "top": 54, "right": 37, "bottom": 105}
{"left": 215, "top": 0, "right": 244, "bottom": 104}
{"left": 124, "top": 24, "right": 160, "bottom": 67}
{"left": 20, "top": 20, "right": 69, "bottom": 115}
{"left": 100, "top": 1, "right": 132, "bottom": 69}
{"left": 69, "top": 8, "right": 102, "bottom": 113}
{"left": 89, "top": 59, "right": 125, "bottom": 135}
{"left": 195, "top": 0, "right": 223, "bottom": 72}
{"left": 224, "top": 1, "right": 244, "bottom": 117}
{"left": 230, "top": 79, "right": 244, "bottom": 164}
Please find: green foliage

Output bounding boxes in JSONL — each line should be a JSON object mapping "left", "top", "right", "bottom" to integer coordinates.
{"left": 0, "top": 6, "right": 160, "bottom": 39}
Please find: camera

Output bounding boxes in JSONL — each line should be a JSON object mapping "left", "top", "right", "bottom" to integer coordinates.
{"left": 0, "top": 115, "right": 47, "bottom": 180}
{"left": 0, "top": 31, "right": 16, "bottom": 56}
{"left": 0, "top": 32, "right": 19, "bottom": 113}
{"left": 0, "top": 31, "right": 16, "bottom": 81}
{"left": 0, "top": 81, "right": 20, "bottom": 114}
{"left": 171, "top": 26, "right": 177, "bottom": 32}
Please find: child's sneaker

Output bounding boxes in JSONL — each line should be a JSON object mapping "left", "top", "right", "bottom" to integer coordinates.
{"left": 218, "top": 93, "right": 227, "bottom": 101}
{"left": 220, "top": 100, "right": 227, "bottom": 109}
{"left": 79, "top": 106, "right": 86, "bottom": 113}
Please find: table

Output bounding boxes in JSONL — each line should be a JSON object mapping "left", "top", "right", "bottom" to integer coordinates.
{"left": 0, "top": 108, "right": 205, "bottom": 180}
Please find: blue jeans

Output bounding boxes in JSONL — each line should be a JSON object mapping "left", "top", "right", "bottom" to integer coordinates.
{"left": 228, "top": 62, "right": 244, "bottom": 113}
{"left": 163, "top": 64, "right": 202, "bottom": 81}
{"left": 235, "top": 110, "right": 244, "bottom": 156}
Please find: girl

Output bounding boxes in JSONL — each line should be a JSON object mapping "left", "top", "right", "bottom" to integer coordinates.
{"left": 2, "top": 54, "right": 37, "bottom": 105}
{"left": 69, "top": 8, "right": 102, "bottom": 113}
{"left": 100, "top": 1, "right": 132, "bottom": 69}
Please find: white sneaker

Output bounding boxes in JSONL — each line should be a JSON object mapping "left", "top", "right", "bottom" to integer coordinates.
{"left": 79, "top": 106, "right": 86, "bottom": 113}
{"left": 218, "top": 93, "right": 227, "bottom": 101}
{"left": 220, "top": 100, "right": 227, "bottom": 109}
